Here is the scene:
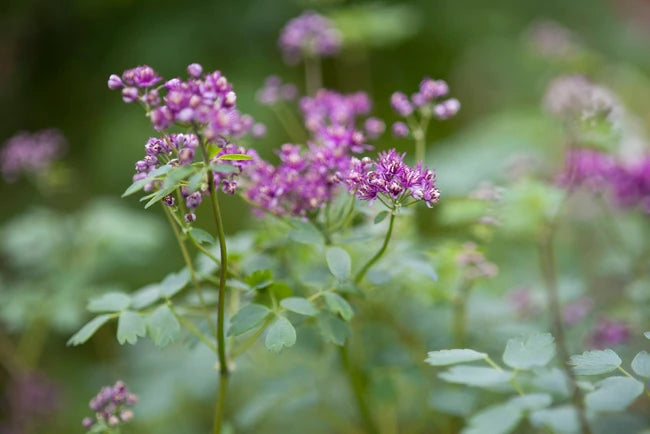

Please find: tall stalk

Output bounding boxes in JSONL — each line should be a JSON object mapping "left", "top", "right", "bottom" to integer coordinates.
{"left": 195, "top": 131, "right": 230, "bottom": 434}
{"left": 538, "top": 227, "right": 591, "bottom": 434}
{"left": 338, "top": 345, "right": 378, "bottom": 434}
{"left": 355, "top": 213, "right": 396, "bottom": 285}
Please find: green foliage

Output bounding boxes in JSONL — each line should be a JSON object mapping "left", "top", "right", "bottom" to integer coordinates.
{"left": 462, "top": 402, "right": 523, "bottom": 434}
{"left": 323, "top": 292, "right": 353, "bottom": 321}
{"left": 325, "top": 247, "right": 351, "bottom": 281}
{"left": 502, "top": 333, "right": 555, "bottom": 370}
{"left": 246, "top": 270, "right": 274, "bottom": 291}
{"left": 317, "top": 314, "right": 349, "bottom": 346}
{"left": 287, "top": 219, "right": 324, "bottom": 245}
{"left": 374, "top": 210, "right": 389, "bottom": 224}
{"left": 87, "top": 292, "right": 131, "bottom": 313}
{"left": 569, "top": 349, "right": 622, "bottom": 375}
{"left": 529, "top": 406, "right": 579, "bottom": 434}
{"left": 425, "top": 349, "right": 488, "bottom": 366}
{"left": 67, "top": 314, "right": 113, "bottom": 346}
{"left": 116, "top": 311, "right": 147, "bottom": 345}
{"left": 147, "top": 305, "right": 181, "bottom": 347}
{"left": 159, "top": 269, "right": 191, "bottom": 298}
{"left": 585, "top": 376, "right": 643, "bottom": 412}
{"left": 438, "top": 366, "right": 512, "bottom": 388}
{"left": 265, "top": 316, "right": 296, "bottom": 353}
{"left": 280, "top": 297, "right": 319, "bottom": 316}
{"left": 631, "top": 351, "right": 650, "bottom": 378}
{"left": 228, "top": 304, "right": 271, "bottom": 336}
{"left": 189, "top": 228, "right": 215, "bottom": 245}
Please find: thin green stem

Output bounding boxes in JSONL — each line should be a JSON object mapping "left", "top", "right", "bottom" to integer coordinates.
{"left": 354, "top": 213, "right": 396, "bottom": 284}
{"left": 484, "top": 357, "right": 503, "bottom": 371}
{"left": 169, "top": 304, "right": 217, "bottom": 353}
{"left": 304, "top": 55, "right": 322, "bottom": 96}
{"left": 338, "top": 345, "right": 378, "bottom": 434}
{"left": 163, "top": 205, "right": 217, "bottom": 335}
{"left": 538, "top": 225, "right": 592, "bottom": 434}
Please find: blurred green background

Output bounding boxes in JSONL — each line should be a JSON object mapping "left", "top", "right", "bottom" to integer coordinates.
{"left": 1, "top": 0, "right": 649, "bottom": 432}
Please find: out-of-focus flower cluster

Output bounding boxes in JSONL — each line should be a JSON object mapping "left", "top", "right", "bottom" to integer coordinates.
{"left": 590, "top": 319, "right": 630, "bottom": 348}
{"left": 455, "top": 242, "right": 498, "bottom": 280}
{"left": 82, "top": 381, "right": 136, "bottom": 431}
{"left": 524, "top": 20, "right": 583, "bottom": 61}
{"left": 0, "top": 129, "right": 67, "bottom": 182}
{"left": 341, "top": 149, "right": 440, "bottom": 209}
{"left": 256, "top": 76, "right": 298, "bottom": 106}
{"left": 390, "top": 77, "right": 460, "bottom": 138}
{"left": 278, "top": 11, "right": 341, "bottom": 64}
{"left": 108, "top": 64, "right": 261, "bottom": 138}
{"left": 0, "top": 372, "right": 61, "bottom": 433}
{"left": 544, "top": 75, "right": 621, "bottom": 127}
{"left": 243, "top": 90, "right": 377, "bottom": 217}
{"left": 559, "top": 148, "right": 650, "bottom": 214}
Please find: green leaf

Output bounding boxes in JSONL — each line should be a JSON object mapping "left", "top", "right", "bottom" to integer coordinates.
{"left": 323, "top": 292, "right": 354, "bottom": 321}
{"left": 631, "top": 351, "right": 650, "bottom": 378}
{"left": 585, "top": 376, "right": 643, "bottom": 412}
{"left": 462, "top": 402, "right": 523, "bottom": 434}
{"left": 245, "top": 269, "right": 274, "bottom": 291}
{"left": 67, "top": 314, "right": 113, "bottom": 346}
{"left": 645, "top": 331, "right": 650, "bottom": 339}
{"left": 281, "top": 297, "right": 319, "bottom": 316}
{"left": 130, "top": 284, "right": 160, "bottom": 310}
{"left": 122, "top": 178, "right": 150, "bottom": 198}
{"left": 569, "top": 349, "right": 621, "bottom": 375}
{"left": 317, "top": 314, "right": 349, "bottom": 346}
{"left": 326, "top": 247, "right": 351, "bottom": 281}
{"left": 160, "top": 268, "right": 191, "bottom": 298}
{"left": 189, "top": 228, "right": 215, "bottom": 245}
{"left": 265, "top": 316, "right": 296, "bottom": 353}
{"left": 288, "top": 219, "right": 324, "bottom": 245}
{"left": 530, "top": 406, "right": 579, "bottom": 434}
{"left": 87, "top": 292, "right": 131, "bottom": 313}
{"left": 144, "top": 184, "right": 178, "bottom": 209}
{"left": 147, "top": 305, "right": 180, "bottom": 347}
{"left": 187, "top": 170, "right": 206, "bottom": 191}
{"left": 503, "top": 333, "right": 555, "bottom": 370}
{"left": 374, "top": 210, "right": 389, "bottom": 224}
{"left": 425, "top": 349, "right": 488, "bottom": 366}
{"left": 116, "top": 311, "right": 147, "bottom": 345}
{"left": 269, "top": 282, "right": 292, "bottom": 300}
{"left": 508, "top": 393, "right": 552, "bottom": 411}
{"left": 216, "top": 153, "right": 253, "bottom": 161}
{"left": 163, "top": 165, "right": 196, "bottom": 188}
{"left": 439, "top": 366, "right": 512, "bottom": 388}
{"left": 228, "top": 304, "right": 270, "bottom": 336}
{"left": 208, "top": 163, "right": 239, "bottom": 174}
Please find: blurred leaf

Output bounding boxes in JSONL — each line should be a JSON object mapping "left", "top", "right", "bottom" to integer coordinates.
{"left": 439, "top": 366, "right": 512, "bottom": 387}
{"left": 122, "top": 178, "right": 150, "bottom": 198}
{"left": 288, "top": 219, "right": 324, "bottom": 245}
{"left": 131, "top": 284, "right": 160, "bottom": 310}
{"left": 317, "top": 314, "right": 349, "bottom": 346}
{"left": 570, "top": 349, "right": 621, "bottom": 375}
{"left": 246, "top": 270, "right": 274, "bottom": 291}
{"left": 87, "top": 292, "right": 131, "bottom": 313}
{"left": 265, "top": 316, "right": 296, "bottom": 353}
{"left": 530, "top": 406, "right": 579, "bottom": 434}
{"left": 425, "top": 349, "right": 488, "bottom": 366}
{"left": 208, "top": 163, "right": 239, "bottom": 174}
{"left": 585, "top": 377, "right": 643, "bottom": 412}
{"left": 147, "top": 305, "right": 180, "bottom": 347}
{"left": 462, "top": 402, "right": 522, "bottom": 434}
{"left": 326, "top": 247, "right": 351, "bottom": 281}
{"left": 67, "top": 314, "right": 113, "bottom": 346}
{"left": 269, "top": 281, "right": 292, "bottom": 300}
{"left": 160, "top": 268, "right": 191, "bottom": 298}
{"left": 144, "top": 184, "right": 178, "bottom": 209}
{"left": 189, "top": 228, "right": 215, "bottom": 245}
{"left": 117, "top": 311, "right": 147, "bottom": 345}
{"left": 509, "top": 393, "right": 552, "bottom": 411}
{"left": 323, "top": 292, "right": 353, "bottom": 321}
{"left": 163, "top": 165, "right": 196, "bottom": 188}
{"left": 187, "top": 170, "right": 206, "bottom": 191}
{"left": 631, "top": 351, "right": 650, "bottom": 378}
{"left": 281, "top": 297, "right": 318, "bottom": 316}
{"left": 374, "top": 210, "right": 389, "bottom": 224}
{"left": 228, "top": 304, "right": 270, "bottom": 336}
{"left": 503, "top": 333, "right": 555, "bottom": 370}
{"left": 217, "top": 153, "right": 253, "bottom": 161}
{"left": 645, "top": 332, "right": 650, "bottom": 339}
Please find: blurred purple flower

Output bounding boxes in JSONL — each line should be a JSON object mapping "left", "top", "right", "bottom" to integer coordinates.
{"left": 0, "top": 129, "right": 67, "bottom": 182}
{"left": 590, "top": 319, "right": 630, "bottom": 348}
{"left": 278, "top": 11, "right": 341, "bottom": 64}
{"left": 563, "top": 297, "right": 593, "bottom": 325}
{"left": 84, "top": 381, "right": 137, "bottom": 431}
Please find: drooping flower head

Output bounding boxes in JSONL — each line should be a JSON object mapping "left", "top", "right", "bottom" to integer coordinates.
{"left": 278, "top": 11, "right": 341, "bottom": 64}
{"left": 1, "top": 129, "right": 67, "bottom": 182}
{"left": 83, "top": 381, "right": 137, "bottom": 431}
{"left": 341, "top": 149, "right": 440, "bottom": 209}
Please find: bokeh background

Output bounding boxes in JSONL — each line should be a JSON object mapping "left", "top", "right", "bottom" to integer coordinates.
{"left": 1, "top": 0, "right": 649, "bottom": 432}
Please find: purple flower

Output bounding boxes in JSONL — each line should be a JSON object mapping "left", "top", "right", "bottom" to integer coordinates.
{"left": 390, "top": 92, "right": 413, "bottom": 117}
{"left": 184, "top": 212, "right": 196, "bottom": 223}
{"left": 557, "top": 148, "right": 615, "bottom": 188}
{"left": 123, "top": 65, "right": 162, "bottom": 88}
{"left": 83, "top": 381, "right": 136, "bottom": 431}
{"left": 341, "top": 149, "right": 440, "bottom": 208}
{"left": 121, "top": 87, "right": 139, "bottom": 103}
{"left": 252, "top": 123, "right": 267, "bottom": 138}
{"left": 278, "top": 11, "right": 341, "bottom": 64}
{"left": 107, "top": 74, "right": 123, "bottom": 90}
{"left": 187, "top": 63, "right": 203, "bottom": 78}
{"left": 0, "top": 129, "right": 67, "bottom": 182}
{"left": 433, "top": 98, "right": 461, "bottom": 120}
{"left": 543, "top": 75, "right": 621, "bottom": 124}
{"left": 391, "top": 122, "right": 409, "bottom": 138}
{"left": 563, "top": 297, "right": 593, "bottom": 325}
{"left": 391, "top": 77, "right": 459, "bottom": 122}
{"left": 364, "top": 117, "right": 385, "bottom": 139}
{"left": 590, "top": 319, "right": 630, "bottom": 348}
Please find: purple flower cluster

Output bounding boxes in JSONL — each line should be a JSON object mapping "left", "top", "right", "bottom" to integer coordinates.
{"left": 108, "top": 64, "right": 260, "bottom": 139}
{"left": 543, "top": 75, "right": 620, "bottom": 125}
{"left": 0, "top": 129, "right": 66, "bottom": 182}
{"left": 559, "top": 148, "right": 650, "bottom": 214}
{"left": 256, "top": 76, "right": 298, "bottom": 106}
{"left": 278, "top": 11, "right": 341, "bottom": 64}
{"left": 390, "top": 77, "right": 460, "bottom": 137}
{"left": 455, "top": 242, "right": 498, "bottom": 280}
{"left": 243, "top": 90, "right": 377, "bottom": 217}
{"left": 590, "top": 319, "right": 630, "bottom": 348}
{"left": 82, "top": 381, "right": 136, "bottom": 431}
{"left": 342, "top": 149, "right": 440, "bottom": 208}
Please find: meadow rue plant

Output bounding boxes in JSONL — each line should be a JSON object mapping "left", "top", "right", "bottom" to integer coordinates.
{"left": 82, "top": 381, "right": 137, "bottom": 433}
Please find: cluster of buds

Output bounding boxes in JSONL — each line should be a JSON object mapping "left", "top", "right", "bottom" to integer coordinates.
{"left": 82, "top": 381, "right": 137, "bottom": 431}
